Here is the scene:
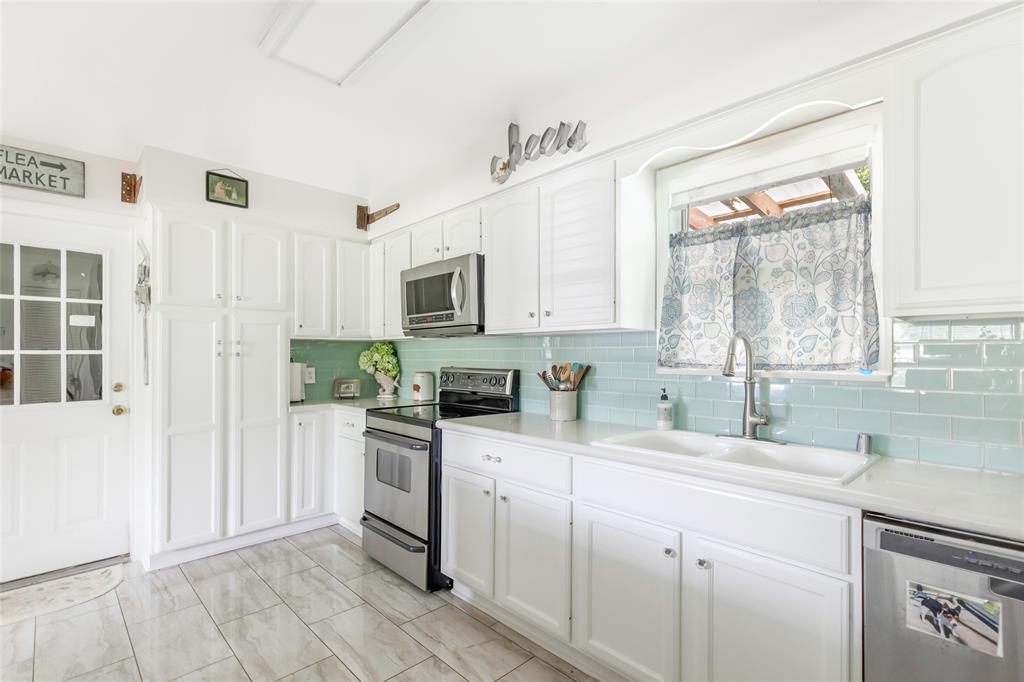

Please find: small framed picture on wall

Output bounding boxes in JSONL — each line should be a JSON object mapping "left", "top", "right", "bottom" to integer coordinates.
{"left": 206, "top": 170, "right": 248, "bottom": 208}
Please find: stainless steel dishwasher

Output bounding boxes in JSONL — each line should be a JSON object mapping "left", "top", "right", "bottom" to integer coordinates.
{"left": 864, "top": 514, "right": 1023, "bottom": 681}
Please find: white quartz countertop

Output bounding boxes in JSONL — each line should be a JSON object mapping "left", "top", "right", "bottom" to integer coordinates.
{"left": 438, "top": 413, "right": 1024, "bottom": 542}
{"left": 288, "top": 397, "right": 418, "bottom": 413}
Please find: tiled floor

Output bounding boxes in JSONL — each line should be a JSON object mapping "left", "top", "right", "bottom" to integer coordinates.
{"left": 1, "top": 525, "right": 598, "bottom": 682}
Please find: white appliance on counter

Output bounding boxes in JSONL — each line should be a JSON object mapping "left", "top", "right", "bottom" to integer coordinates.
{"left": 289, "top": 362, "right": 306, "bottom": 402}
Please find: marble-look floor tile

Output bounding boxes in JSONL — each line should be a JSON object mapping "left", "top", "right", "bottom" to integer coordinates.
{"left": 287, "top": 530, "right": 379, "bottom": 582}
{"left": 1, "top": 618, "right": 35, "bottom": 681}
{"left": 309, "top": 604, "right": 430, "bottom": 682}
{"left": 238, "top": 540, "right": 316, "bottom": 581}
{"left": 219, "top": 603, "right": 331, "bottom": 682}
{"left": 34, "top": 604, "right": 133, "bottom": 681}
{"left": 0, "top": 564, "right": 123, "bottom": 625}
{"left": 402, "top": 606, "right": 529, "bottom": 682}
{"left": 278, "top": 655, "right": 359, "bottom": 682}
{"left": 266, "top": 567, "right": 362, "bottom": 623}
{"left": 344, "top": 570, "right": 444, "bottom": 625}
{"left": 489, "top": 623, "right": 597, "bottom": 682}
{"left": 67, "top": 657, "right": 141, "bottom": 681}
{"left": 189, "top": 565, "right": 280, "bottom": 624}
{"left": 173, "top": 656, "right": 248, "bottom": 682}
{"left": 388, "top": 656, "right": 467, "bottom": 682}
{"left": 128, "top": 604, "right": 232, "bottom": 682}
{"left": 328, "top": 525, "right": 362, "bottom": 547}
{"left": 116, "top": 567, "right": 199, "bottom": 625}
{"left": 180, "top": 552, "right": 248, "bottom": 583}
{"left": 35, "top": 590, "right": 119, "bottom": 625}
{"left": 437, "top": 591, "right": 497, "bottom": 627}
{"left": 285, "top": 527, "right": 347, "bottom": 553}
{"left": 498, "top": 658, "right": 572, "bottom": 682}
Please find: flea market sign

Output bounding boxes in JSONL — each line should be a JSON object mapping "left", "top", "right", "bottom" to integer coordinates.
{"left": 0, "top": 145, "right": 85, "bottom": 197}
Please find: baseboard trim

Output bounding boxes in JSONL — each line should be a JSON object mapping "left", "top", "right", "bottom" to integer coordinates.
{"left": 144, "top": 514, "right": 340, "bottom": 571}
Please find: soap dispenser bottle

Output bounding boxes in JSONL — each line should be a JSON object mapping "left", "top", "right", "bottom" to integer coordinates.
{"left": 656, "top": 387, "right": 673, "bottom": 430}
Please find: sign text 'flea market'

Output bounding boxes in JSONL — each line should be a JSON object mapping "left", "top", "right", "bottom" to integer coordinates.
{"left": 490, "top": 121, "right": 587, "bottom": 184}
{"left": 0, "top": 145, "right": 85, "bottom": 197}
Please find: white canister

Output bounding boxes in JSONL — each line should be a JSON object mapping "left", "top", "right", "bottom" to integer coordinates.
{"left": 412, "top": 371, "right": 435, "bottom": 401}
{"left": 549, "top": 391, "right": 578, "bottom": 422}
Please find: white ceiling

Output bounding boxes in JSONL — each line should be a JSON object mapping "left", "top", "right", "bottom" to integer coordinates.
{"left": 0, "top": 1, "right": 998, "bottom": 224}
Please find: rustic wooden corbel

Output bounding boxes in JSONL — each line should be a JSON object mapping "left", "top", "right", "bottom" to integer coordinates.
{"left": 121, "top": 173, "right": 142, "bottom": 203}
{"left": 356, "top": 202, "right": 399, "bottom": 231}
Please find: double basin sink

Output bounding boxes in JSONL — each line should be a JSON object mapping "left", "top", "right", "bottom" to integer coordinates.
{"left": 592, "top": 430, "right": 878, "bottom": 485}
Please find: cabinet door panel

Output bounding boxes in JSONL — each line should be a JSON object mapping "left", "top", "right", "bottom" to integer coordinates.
{"left": 441, "top": 466, "right": 495, "bottom": 596}
{"left": 368, "top": 241, "right": 386, "bottom": 338}
{"left": 290, "top": 413, "right": 324, "bottom": 519}
{"left": 539, "top": 160, "right": 616, "bottom": 328}
{"left": 411, "top": 219, "right": 444, "bottom": 267}
{"left": 483, "top": 186, "right": 539, "bottom": 333}
{"left": 158, "top": 212, "right": 224, "bottom": 307}
{"left": 293, "top": 234, "right": 333, "bottom": 336}
{"left": 335, "top": 437, "right": 365, "bottom": 530}
{"left": 337, "top": 242, "right": 369, "bottom": 337}
{"left": 572, "top": 503, "right": 679, "bottom": 682}
{"left": 495, "top": 481, "right": 571, "bottom": 640}
{"left": 682, "top": 536, "right": 849, "bottom": 682}
{"left": 384, "top": 232, "right": 410, "bottom": 338}
{"left": 443, "top": 207, "right": 481, "bottom": 259}
{"left": 231, "top": 223, "right": 287, "bottom": 310}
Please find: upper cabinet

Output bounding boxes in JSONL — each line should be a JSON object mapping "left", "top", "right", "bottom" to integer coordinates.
{"left": 156, "top": 211, "right": 226, "bottom": 307}
{"left": 230, "top": 223, "right": 288, "bottom": 310}
{"left": 442, "top": 206, "right": 482, "bottom": 259}
{"left": 336, "top": 241, "right": 369, "bottom": 338}
{"left": 383, "top": 231, "right": 411, "bottom": 339}
{"left": 483, "top": 185, "right": 541, "bottom": 333}
{"left": 885, "top": 16, "right": 1023, "bottom": 317}
{"left": 293, "top": 233, "right": 333, "bottom": 337}
{"left": 368, "top": 241, "right": 386, "bottom": 339}
{"left": 410, "top": 218, "right": 444, "bottom": 267}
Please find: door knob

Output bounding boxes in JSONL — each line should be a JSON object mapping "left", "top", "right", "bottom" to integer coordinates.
{"left": 696, "top": 558, "right": 711, "bottom": 569}
{"left": 112, "top": 405, "right": 128, "bottom": 416}
{"left": 112, "top": 382, "right": 125, "bottom": 393}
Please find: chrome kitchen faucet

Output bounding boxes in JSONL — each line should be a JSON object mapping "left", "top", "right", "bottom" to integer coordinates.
{"left": 722, "top": 332, "right": 769, "bottom": 440}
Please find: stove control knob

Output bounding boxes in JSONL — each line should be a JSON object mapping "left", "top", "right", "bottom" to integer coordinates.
{"left": 498, "top": 377, "right": 507, "bottom": 387}
{"left": 489, "top": 376, "right": 498, "bottom": 386}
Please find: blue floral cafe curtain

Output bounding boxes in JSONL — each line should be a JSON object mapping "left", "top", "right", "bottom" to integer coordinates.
{"left": 658, "top": 196, "right": 879, "bottom": 371}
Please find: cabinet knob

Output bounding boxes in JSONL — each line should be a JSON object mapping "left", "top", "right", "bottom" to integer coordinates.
{"left": 434, "top": 247, "right": 440, "bottom": 253}
{"left": 696, "top": 558, "right": 710, "bottom": 569}
{"left": 528, "top": 312, "right": 536, "bottom": 318}
{"left": 235, "top": 295, "right": 242, "bottom": 301}
{"left": 339, "top": 325, "right": 345, "bottom": 330}
{"left": 664, "top": 547, "right": 676, "bottom": 558}
{"left": 544, "top": 310, "right": 551, "bottom": 317}
{"left": 499, "top": 495, "right": 508, "bottom": 502}
{"left": 483, "top": 489, "right": 491, "bottom": 496}
{"left": 445, "top": 246, "right": 451, "bottom": 251}
{"left": 216, "top": 293, "right": 223, "bottom": 299}
{"left": 481, "top": 454, "right": 502, "bottom": 463}
{"left": 299, "top": 323, "right": 304, "bottom": 328}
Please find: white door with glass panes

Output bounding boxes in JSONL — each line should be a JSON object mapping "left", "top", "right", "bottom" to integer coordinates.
{"left": 0, "top": 214, "right": 131, "bottom": 581}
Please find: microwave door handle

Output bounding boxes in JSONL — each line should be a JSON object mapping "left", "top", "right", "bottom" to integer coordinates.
{"left": 450, "top": 266, "right": 465, "bottom": 317}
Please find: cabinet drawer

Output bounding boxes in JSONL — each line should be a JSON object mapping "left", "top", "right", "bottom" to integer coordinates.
{"left": 442, "top": 431, "right": 571, "bottom": 495}
{"left": 575, "top": 459, "right": 852, "bottom": 574}
{"left": 334, "top": 411, "right": 366, "bottom": 440}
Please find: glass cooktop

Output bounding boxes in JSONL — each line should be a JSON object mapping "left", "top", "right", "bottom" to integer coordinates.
{"left": 369, "top": 402, "right": 499, "bottom": 426}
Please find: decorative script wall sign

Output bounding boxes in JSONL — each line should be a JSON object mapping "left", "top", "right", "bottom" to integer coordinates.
{"left": 0, "top": 145, "right": 85, "bottom": 197}
{"left": 490, "top": 121, "right": 587, "bottom": 184}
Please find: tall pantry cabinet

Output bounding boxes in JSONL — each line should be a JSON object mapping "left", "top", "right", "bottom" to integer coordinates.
{"left": 152, "top": 210, "right": 290, "bottom": 552}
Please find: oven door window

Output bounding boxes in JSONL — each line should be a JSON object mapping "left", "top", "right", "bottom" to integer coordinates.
{"left": 376, "top": 447, "right": 412, "bottom": 492}
{"left": 406, "top": 272, "right": 454, "bottom": 316}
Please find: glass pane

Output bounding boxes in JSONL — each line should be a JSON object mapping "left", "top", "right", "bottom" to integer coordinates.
{"left": 0, "top": 354, "right": 12, "bottom": 405}
{"left": 67, "top": 251, "right": 102, "bottom": 300}
{"left": 21, "top": 300, "right": 60, "bottom": 350}
{"left": 0, "top": 299, "right": 12, "bottom": 351}
{"left": 21, "top": 354, "right": 60, "bottom": 404}
{"left": 20, "top": 246, "right": 61, "bottom": 297}
{"left": 67, "top": 302, "right": 102, "bottom": 351}
{"left": 67, "top": 354, "right": 102, "bottom": 402}
{"left": 0, "top": 244, "right": 12, "bottom": 295}
{"left": 404, "top": 272, "right": 454, "bottom": 316}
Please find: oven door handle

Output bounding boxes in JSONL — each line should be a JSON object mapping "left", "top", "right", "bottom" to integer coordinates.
{"left": 360, "top": 516, "right": 426, "bottom": 553}
{"left": 363, "top": 430, "right": 429, "bottom": 451}
{"left": 450, "top": 266, "right": 465, "bottom": 317}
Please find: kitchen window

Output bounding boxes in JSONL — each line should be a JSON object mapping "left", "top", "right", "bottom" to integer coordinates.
{"left": 654, "top": 106, "right": 890, "bottom": 380}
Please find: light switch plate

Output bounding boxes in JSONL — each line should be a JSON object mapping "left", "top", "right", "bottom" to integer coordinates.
{"left": 304, "top": 367, "right": 316, "bottom": 384}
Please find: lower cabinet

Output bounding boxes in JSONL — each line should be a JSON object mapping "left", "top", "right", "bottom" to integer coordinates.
{"left": 572, "top": 503, "right": 681, "bottom": 682}
{"left": 335, "top": 435, "right": 365, "bottom": 530}
{"left": 290, "top": 412, "right": 325, "bottom": 520}
{"left": 494, "top": 481, "right": 572, "bottom": 641}
{"left": 681, "top": 536, "right": 850, "bottom": 682}
{"left": 441, "top": 466, "right": 495, "bottom": 596}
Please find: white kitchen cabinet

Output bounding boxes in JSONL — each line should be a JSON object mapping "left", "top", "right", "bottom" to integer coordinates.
{"left": 290, "top": 411, "right": 326, "bottom": 520}
{"left": 229, "top": 312, "right": 288, "bottom": 534}
{"left": 442, "top": 206, "right": 481, "bottom": 259}
{"left": 335, "top": 435, "right": 365, "bottom": 531}
{"left": 157, "top": 211, "right": 225, "bottom": 307}
{"left": 494, "top": 481, "right": 572, "bottom": 641}
{"left": 230, "top": 222, "right": 288, "bottom": 310}
{"left": 337, "top": 241, "right": 369, "bottom": 338}
{"left": 293, "top": 233, "right": 333, "bottom": 337}
{"left": 441, "top": 465, "right": 495, "bottom": 597}
{"left": 572, "top": 503, "right": 680, "bottom": 682}
{"left": 483, "top": 185, "right": 540, "bottom": 333}
{"left": 410, "top": 218, "right": 444, "bottom": 267}
{"left": 383, "top": 231, "right": 411, "bottom": 338}
{"left": 681, "top": 536, "right": 849, "bottom": 682}
{"left": 539, "top": 159, "right": 616, "bottom": 329}
{"left": 885, "top": 17, "right": 1024, "bottom": 317}
{"left": 157, "top": 309, "right": 225, "bottom": 550}
{"left": 368, "top": 241, "right": 386, "bottom": 338}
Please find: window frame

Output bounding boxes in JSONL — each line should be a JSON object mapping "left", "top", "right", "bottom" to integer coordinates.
{"left": 654, "top": 105, "right": 891, "bottom": 381}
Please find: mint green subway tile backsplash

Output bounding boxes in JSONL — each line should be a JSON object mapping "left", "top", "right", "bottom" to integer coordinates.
{"left": 291, "top": 318, "right": 1024, "bottom": 473}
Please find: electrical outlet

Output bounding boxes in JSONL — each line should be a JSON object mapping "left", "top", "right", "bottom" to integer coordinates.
{"left": 304, "top": 367, "right": 316, "bottom": 384}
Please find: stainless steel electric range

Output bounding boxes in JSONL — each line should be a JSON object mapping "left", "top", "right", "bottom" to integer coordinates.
{"left": 361, "top": 367, "right": 519, "bottom": 591}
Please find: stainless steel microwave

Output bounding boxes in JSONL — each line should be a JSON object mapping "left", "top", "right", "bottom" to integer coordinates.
{"left": 400, "top": 253, "right": 484, "bottom": 336}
